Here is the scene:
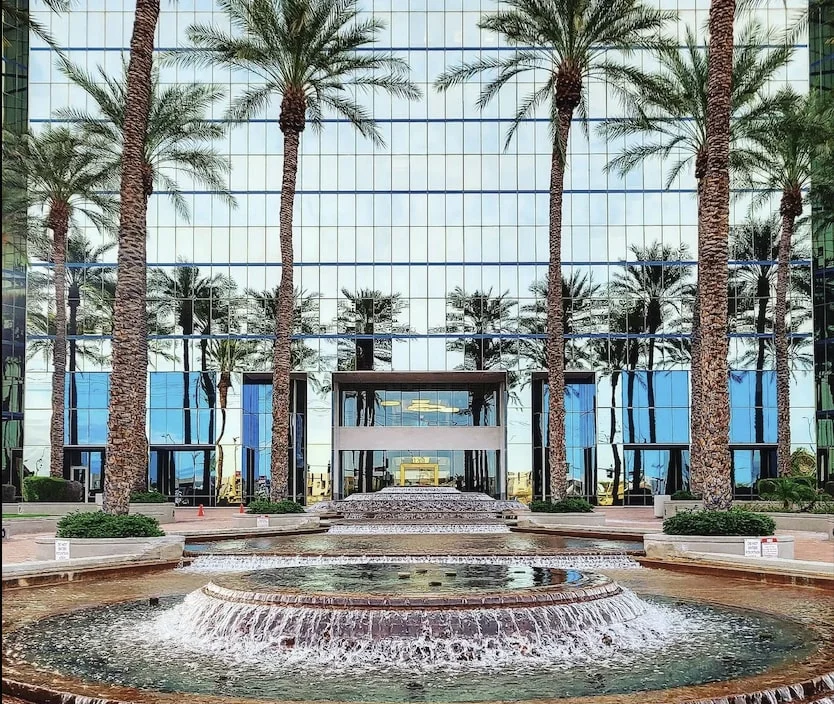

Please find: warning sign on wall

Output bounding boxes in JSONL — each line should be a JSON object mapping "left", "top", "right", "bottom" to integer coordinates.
{"left": 761, "top": 537, "right": 779, "bottom": 558}
{"left": 743, "top": 539, "right": 761, "bottom": 557}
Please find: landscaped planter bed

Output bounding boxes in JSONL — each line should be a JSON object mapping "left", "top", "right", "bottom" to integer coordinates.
{"left": 644, "top": 533, "right": 795, "bottom": 559}
{"left": 231, "top": 514, "right": 320, "bottom": 529}
{"left": 518, "top": 512, "right": 606, "bottom": 527}
{"left": 34, "top": 535, "right": 185, "bottom": 562}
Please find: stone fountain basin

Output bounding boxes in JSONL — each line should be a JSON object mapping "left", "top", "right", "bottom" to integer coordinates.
{"left": 2, "top": 557, "right": 833, "bottom": 704}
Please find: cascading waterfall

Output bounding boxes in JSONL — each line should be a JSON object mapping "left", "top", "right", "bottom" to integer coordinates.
{"left": 182, "top": 553, "right": 643, "bottom": 573}
{"left": 138, "top": 561, "right": 680, "bottom": 670}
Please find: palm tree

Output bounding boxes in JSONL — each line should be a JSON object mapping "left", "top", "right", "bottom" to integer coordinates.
{"left": 337, "top": 289, "right": 408, "bottom": 372}
{"left": 56, "top": 59, "right": 235, "bottom": 220}
{"left": 599, "top": 16, "right": 795, "bottom": 499}
{"left": 745, "top": 90, "right": 834, "bottom": 476}
{"left": 205, "top": 338, "right": 260, "bottom": 502}
{"left": 436, "top": 0, "right": 673, "bottom": 500}
{"left": 97, "top": 0, "right": 161, "bottom": 514}
{"left": 3, "top": 128, "right": 115, "bottom": 480}
{"left": 57, "top": 52, "right": 235, "bottom": 512}
{"left": 519, "top": 272, "right": 602, "bottom": 371}
{"left": 173, "top": 0, "right": 420, "bottom": 501}
{"left": 697, "top": 0, "right": 736, "bottom": 510}
{"left": 611, "top": 244, "right": 693, "bottom": 446}
{"left": 730, "top": 216, "right": 811, "bottom": 446}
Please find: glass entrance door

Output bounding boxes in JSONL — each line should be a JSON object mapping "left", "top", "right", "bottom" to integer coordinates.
{"left": 398, "top": 460, "right": 440, "bottom": 486}
{"left": 341, "top": 450, "right": 498, "bottom": 496}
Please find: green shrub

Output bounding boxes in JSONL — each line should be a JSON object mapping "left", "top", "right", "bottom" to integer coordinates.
{"left": 670, "top": 490, "right": 698, "bottom": 501}
{"left": 56, "top": 511, "right": 165, "bottom": 538}
{"left": 2, "top": 484, "right": 16, "bottom": 503}
{"left": 663, "top": 508, "right": 775, "bottom": 536}
{"left": 246, "top": 499, "right": 305, "bottom": 515}
{"left": 129, "top": 491, "right": 167, "bottom": 503}
{"left": 22, "top": 476, "right": 83, "bottom": 502}
{"left": 529, "top": 498, "right": 594, "bottom": 513}
{"left": 757, "top": 477, "right": 818, "bottom": 510}
{"left": 824, "top": 481, "right": 834, "bottom": 497}
{"left": 809, "top": 501, "right": 834, "bottom": 515}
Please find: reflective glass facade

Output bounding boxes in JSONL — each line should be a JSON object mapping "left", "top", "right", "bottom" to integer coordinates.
{"left": 16, "top": 0, "right": 818, "bottom": 503}
{"left": 1, "top": 0, "right": 29, "bottom": 495}
{"left": 811, "top": 1, "right": 834, "bottom": 488}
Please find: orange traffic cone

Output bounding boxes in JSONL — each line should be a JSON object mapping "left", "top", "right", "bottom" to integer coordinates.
{"left": 197, "top": 504, "right": 205, "bottom": 518}
{"left": 239, "top": 503, "right": 245, "bottom": 514}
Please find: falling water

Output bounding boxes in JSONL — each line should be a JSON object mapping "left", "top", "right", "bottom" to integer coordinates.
{"left": 137, "top": 567, "right": 677, "bottom": 670}
{"left": 328, "top": 524, "right": 511, "bottom": 534}
{"left": 182, "top": 553, "right": 642, "bottom": 573}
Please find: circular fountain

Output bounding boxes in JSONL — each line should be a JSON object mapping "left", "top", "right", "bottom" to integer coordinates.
{"left": 4, "top": 558, "right": 829, "bottom": 703}
{"left": 166, "top": 564, "right": 648, "bottom": 664}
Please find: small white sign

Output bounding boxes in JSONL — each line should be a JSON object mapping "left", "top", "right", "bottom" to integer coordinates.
{"left": 54, "top": 539, "right": 71, "bottom": 561}
{"left": 256, "top": 515, "right": 269, "bottom": 528}
{"left": 761, "top": 537, "right": 779, "bottom": 558}
{"left": 744, "top": 538, "right": 761, "bottom": 557}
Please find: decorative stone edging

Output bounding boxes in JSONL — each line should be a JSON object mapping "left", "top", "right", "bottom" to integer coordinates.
{"left": 685, "top": 671, "right": 834, "bottom": 703}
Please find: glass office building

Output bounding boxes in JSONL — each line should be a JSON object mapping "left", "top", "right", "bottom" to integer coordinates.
{"left": 11, "top": 0, "right": 822, "bottom": 505}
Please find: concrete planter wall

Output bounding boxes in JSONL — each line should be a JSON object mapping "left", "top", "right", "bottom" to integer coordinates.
{"left": 1, "top": 517, "right": 60, "bottom": 539}
{"left": 662, "top": 500, "right": 703, "bottom": 518}
{"left": 34, "top": 535, "right": 185, "bottom": 561}
{"left": 519, "top": 512, "right": 606, "bottom": 527}
{"left": 231, "top": 514, "right": 321, "bottom": 529}
{"left": 8, "top": 502, "right": 98, "bottom": 516}
{"left": 3, "top": 502, "right": 175, "bottom": 524}
{"left": 760, "top": 512, "right": 834, "bottom": 538}
{"left": 128, "top": 503, "right": 176, "bottom": 524}
{"left": 644, "top": 533, "right": 794, "bottom": 559}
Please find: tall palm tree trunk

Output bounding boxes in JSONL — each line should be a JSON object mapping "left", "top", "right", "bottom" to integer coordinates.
{"left": 215, "top": 371, "right": 230, "bottom": 501}
{"left": 696, "top": 0, "right": 734, "bottom": 510}
{"left": 775, "top": 190, "right": 800, "bottom": 476}
{"left": 546, "top": 105, "right": 574, "bottom": 501}
{"left": 103, "top": 0, "right": 160, "bottom": 514}
{"left": 49, "top": 205, "right": 69, "bottom": 479}
{"left": 271, "top": 117, "right": 301, "bottom": 501}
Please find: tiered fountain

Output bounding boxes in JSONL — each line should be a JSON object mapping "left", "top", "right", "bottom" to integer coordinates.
{"left": 328, "top": 486, "right": 527, "bottom": 534}
{"left": 158, "top": 563, "right": 651, "bottom": 665}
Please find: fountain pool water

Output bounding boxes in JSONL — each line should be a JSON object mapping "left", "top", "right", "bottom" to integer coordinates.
{"left": 5, "top": 559, "right": 816, "bottom": 702}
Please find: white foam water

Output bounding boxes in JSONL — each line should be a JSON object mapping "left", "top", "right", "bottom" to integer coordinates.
{"left": 133, "top": 585, "right": 681, "bottom": 671}
{"left": 327, "top": 524, "right": 511, "bottom": 534}
{"left": 182, "top": 553, "right": 642, "bottom": 573}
